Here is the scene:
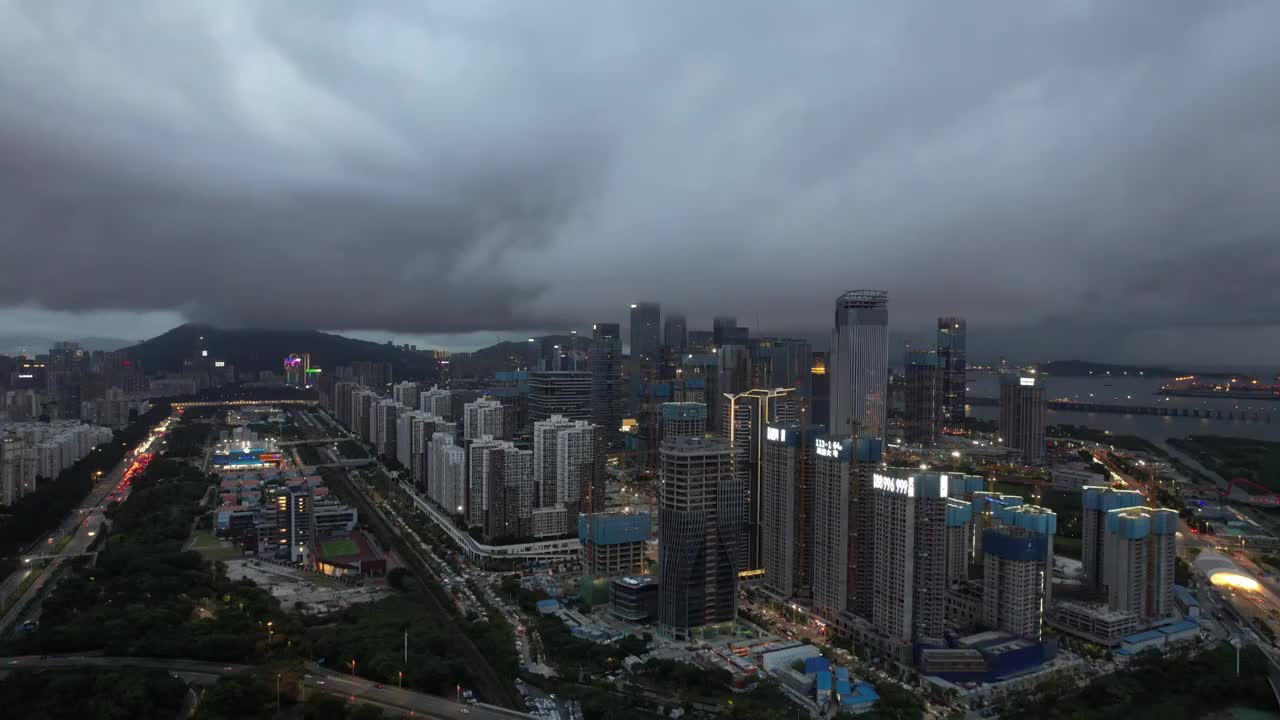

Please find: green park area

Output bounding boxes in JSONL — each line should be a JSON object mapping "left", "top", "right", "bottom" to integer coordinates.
{"left": 189, "top": 528, "right": 243, "bottom": 562}
{"left": 1169, "top": 436, "right": 1280, "bottom": 492}
{"left": 320, "top": 538, "right": 360, "bottom": 557}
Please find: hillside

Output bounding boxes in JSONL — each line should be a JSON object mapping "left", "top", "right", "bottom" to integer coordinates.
{"left": 451, "top": 334, "right": 593, "bottom": 378}
{"left": 121, "top": 324, "right": 436, "bottom": 375}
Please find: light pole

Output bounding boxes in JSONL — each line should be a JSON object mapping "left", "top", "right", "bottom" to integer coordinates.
{"left": 266, "top": 620, "right": 274, "bottom": 643}
{"left": 398, "top": 670, "right": 403, "bottom": 689}
{"left": 276, "top": 674, "right": 281, "bottom": 713}
{"left": 351, "top": 659, "right": 357, "bottom": 678}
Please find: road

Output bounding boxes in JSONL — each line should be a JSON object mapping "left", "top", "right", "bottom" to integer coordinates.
{"left": 0, "top": 415, "right": 173, "bottom": 636}
{"left": 0, "top": 655, "right": 530, "bottom": 719}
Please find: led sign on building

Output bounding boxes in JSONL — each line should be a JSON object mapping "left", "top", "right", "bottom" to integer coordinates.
{"left": 766, "top": 426, "right": 787, "bottom": 443}
{"left": 815, "top": 438, "right": 841, "bottom": 458}
{"left": 1019, "top": 377, "right": 1036, "bottom": 386}
{"left": 872, "top": 472, "right": 916, "bottom": 497}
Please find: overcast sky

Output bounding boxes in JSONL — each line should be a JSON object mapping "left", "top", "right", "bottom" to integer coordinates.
{"left": 1, "top": 1, "right": 1278, "bottom": 364}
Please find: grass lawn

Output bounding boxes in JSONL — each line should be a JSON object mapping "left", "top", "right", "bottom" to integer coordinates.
{"left": 188, "top": 529, "right": 242, "bottom": 562}
{"left": 320, "top": 539, "right": 359, "bottom": 557}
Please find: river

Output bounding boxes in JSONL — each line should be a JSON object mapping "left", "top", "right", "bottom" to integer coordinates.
{"left": 965, "top": 373, "right": 1280, "bottom": 443}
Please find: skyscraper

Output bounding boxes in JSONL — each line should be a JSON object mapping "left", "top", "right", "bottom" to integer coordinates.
{"left": 981, "top": 505, "right": 1056, "bottom": 641}
{"left": 657, "top": 437, "right": 742, "bottom": 639}
{"left": 1081, "top": 486, "right": 1144, "bottom": 595}
{"left": 1103, "top": 507, "right": 1177, "bottom": 622}
{"left": 590, "top": 323, "right": 624, "bottom": 450}
{"left": 937, "top": 317, "right": 967, "bottom": 426}
{"left": 629, "top": 303, "right": 662, "bottom": 363}
{"left": 721, "top": 388, "right": 798, "bottom": 571}
{"left": 810, "top": 435, "right": 882, "bottom": 621}
{"left": 870, "top": 470, "right": 950, "bottom": 650}
{"left": 419, "top": 385, "right": 452, "bottom": 419}
{"left": 999, "top": 373, "right": 1047, "bottom": 465}
{"left": 392, "top": 381, "right": 420, "bottom": 409}
{"left": 829, "top": 290, "right": 889, "bottom": 439}
{"left": 663, "top": 313, "right": 687, "bottom": 352}
{"left": 809, "top": 352, "right": 830, "bottom": 432}
{"left": 903, "top": 348, "right": 941, "bottom": 446}
{"left": 528, "top": 371, "right": 593, "bottom": 424}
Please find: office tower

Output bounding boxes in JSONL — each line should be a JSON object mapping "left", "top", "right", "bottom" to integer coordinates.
{"left": 663, "top": 313, "right": 687, "bottom": 353}
{"left": 903, "top": 349, "right": 941, "bottom": 446}
{"left": 937, "top": 317, "right": 967, "bottom": 426}
{"left": 761, "top": 422, "right": 823, "bottom": 598}
{"left": 419, "top": 385, "right": 452, "bottom": 419}
{"left": 721, "top": 388, "right": 798, "bottom": 571}
{"left": 714, "top": 344, "right": 752, "bottom": 424}
{"left": 869, "top": 470, "right": 950, "bottom": 649}
{"left": 829, "top": 290, "right": 889, "bottom": 439}
{"left": 657, "top": 437, "right": 742, "bottom": 639}
{"left": 276, "top": 486, "right": 312, "bottom": 562}
{"left": 580, "top": 512, "right": 651, "bottom": 577}
{"left": 751, "top": 338, "right": 813, "bottom": 396}
{"left": 629, "top": 303, "right": 662, "bottom": 363}
{"left": 590, "top": 323, "right": 624, "bottom": 450}
{"left": 686, "top": 330, "right": 714, "bottom": 354}
{"left": 464, "top": 397, "right": 505, "bottom": 440}
{"left": 944, "top": 500, "right": 973, "bottom": 587}
{"left": 528, "top": 371, "right": 593, "bottom": 425}
{"left": 392, "top": 381, "right": 420, "bottom": 409}
{"left": 428, "top": 432, "right": 466, "bottom": 515}
{"left": 1103, "top": 507, "right": 1177, "bottom": 622}
{"left": 660, "top": 402, "right": 707, "bottom": 443}
{"left": 1081, "top": 486, "right": 1144, "bottom": 594}
{"left": 999, "top": 373, "right": 1047, "bottom": 465}
{"left": 713, "top": 316, "right": 748, "bottom": 346}
{"left": 981, "top": 505, "right": 1056, "bottom": 641}
{"left": 809, "top": 352, "right": 830, "bottom": 432}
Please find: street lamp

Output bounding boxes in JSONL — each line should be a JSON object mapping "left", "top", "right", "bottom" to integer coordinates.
{"left": 351, "top": 660, "right": 357, "bottom": 677}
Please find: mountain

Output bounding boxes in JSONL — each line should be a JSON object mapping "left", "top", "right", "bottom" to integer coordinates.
{"left": 451, "top": 334, "right": 593, "bottom": 378}
{"left": 121, "top": 324, "right": 438, "bottom": 375}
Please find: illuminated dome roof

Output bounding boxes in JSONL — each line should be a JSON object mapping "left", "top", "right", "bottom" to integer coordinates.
{"left": 1195, "top": 551, "right": 1261, "bottom": 592}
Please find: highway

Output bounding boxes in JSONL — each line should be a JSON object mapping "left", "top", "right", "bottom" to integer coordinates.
{"left": 0, "top": 655, "right": 530, "bottom": 719}
{"left": 0, "top": 415, "right": 173, "bottom": 636}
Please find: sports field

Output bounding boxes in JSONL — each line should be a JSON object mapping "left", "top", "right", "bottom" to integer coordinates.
{"left": 321, "top": 539, "right": 360, "bottom": 557}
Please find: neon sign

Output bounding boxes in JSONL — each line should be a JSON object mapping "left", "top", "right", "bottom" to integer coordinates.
{"left": 766, "top": 427, "right": 787, "bottom": 443}
{"left": 872, "top": 473, "right": 915, "bottom": 497}
{"left": 815, "top": 439, "right": 841, "bottom": 458}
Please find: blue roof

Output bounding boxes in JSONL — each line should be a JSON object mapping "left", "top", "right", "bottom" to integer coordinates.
{"left": 835, "top": 679, "right": 852, "bottom": 696}
{"left": 1121, "top": 629, "right": 1164, "bottom": 644}
{"left": 1159, "top": 619, "right": 1200, "bottom": 635}
{"left": 834, "top": 666, "right": 850, "bottom": 681}
{"left": 803, "top": 656, "right": 830, "bottom": 674}
{"left": 842, "top": 682, "right": 879, "bottom": 706}
{"left": 815, "top": 671, "right": 832, "bottom": 692}
{"left": 1173, "top": 585, "right": 1200, "bottom": 607}
{"left": 535, "top": 599, "right": 560, "bottom": 609}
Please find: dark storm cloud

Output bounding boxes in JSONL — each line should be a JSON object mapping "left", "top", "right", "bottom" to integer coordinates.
{"left": 1, "top": 0, "right": 1278, "bottom": 360}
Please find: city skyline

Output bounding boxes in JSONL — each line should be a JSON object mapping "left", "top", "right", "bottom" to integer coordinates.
{"left": 2, "top": 3, "right": 1280, "bottom": 364}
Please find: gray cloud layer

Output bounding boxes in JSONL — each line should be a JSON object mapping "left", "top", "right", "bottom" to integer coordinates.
{"left": 1, "top": 1, "right": 1278, "bottom": 361}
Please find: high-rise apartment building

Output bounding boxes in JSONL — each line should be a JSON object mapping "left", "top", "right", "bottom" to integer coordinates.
{"left": 999, "top": 373, "right": 1047, "bottom": 465}
{"left": 590, "top": 323, "right": 624, "bottom": 450}
{"left": 580, "top": 512, "right": 651, "bottom": 578}
{"left": 981, "top": 505, "right": 1056, "bottom": 641}
{"left": 428, "top": 432, "right": 466, "bottom": 515}
{"left": 660, "top": 402, "right": 707, "bottom": 443}
{"left": 809, "top": 352, "right": 830, "bottom": 432}
{"left": 870, "top": 470, "right": 950, "bottom": 649}
{"left": 419, "top": 385, "right": 452, "bottom": 419}
{"left": 663, "top": 313, "right": 687, "bottom": 352}
{"left": 944, "top": 500, "right": 973, "bottom": 588}
{"left": 937, "top": 317, "right": 967, "bottom": 426}
{"left": 903, "top": 348, "right": 941, "bottom": 446}
{"left": 657, "top": 437, "right": 742, "bottom": 639}
{"left": 392, "top": 381, "right": 420, "bottom": 409}
{"left": 810, "top": 435, "right": 883, "bottom": 621}
{"left": 466, "top": 435, "right": 506, "bottom": 529}
{"left": 721, "top": 388, "right": 797, "bottom": 571}
{"left": 761, "top": 422, "right": 824, "bottom": 599}
{"left": 829, "top": 291, "right": 888, "bottom": 439}
{"left": 528, "top": 371, "right": 593, "bottom": 424}
{"left": 464, "top": 397, "right": 505, "bottom": 440}
{"left": 1103, "top": 506, "right": 1177, "bottom": 622}
{"left": 1081, "top": 486, "right": 1144, "bottom": 594}
{"left": 630, "top": 303, "right": 662, "bottom": 363}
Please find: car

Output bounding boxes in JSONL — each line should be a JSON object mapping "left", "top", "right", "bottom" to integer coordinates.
{"left": 375, "top": 683, "right": 384, "bottom": 688}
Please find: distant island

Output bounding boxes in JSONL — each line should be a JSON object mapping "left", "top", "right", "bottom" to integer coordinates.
{"left": 1038, "top": 360, "right": 1249, "bottom": 379}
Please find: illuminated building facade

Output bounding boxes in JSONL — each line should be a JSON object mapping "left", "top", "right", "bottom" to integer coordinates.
{"left": 829, "top": 290, "right": 888, "bottom": 439}
{"left": 937, "top": 317, "right": 967, "bottom": 426}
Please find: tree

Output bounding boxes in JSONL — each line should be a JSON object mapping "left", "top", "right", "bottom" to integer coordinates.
{"left": 303, "top": 694, "right": 349, "bottom": 720}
